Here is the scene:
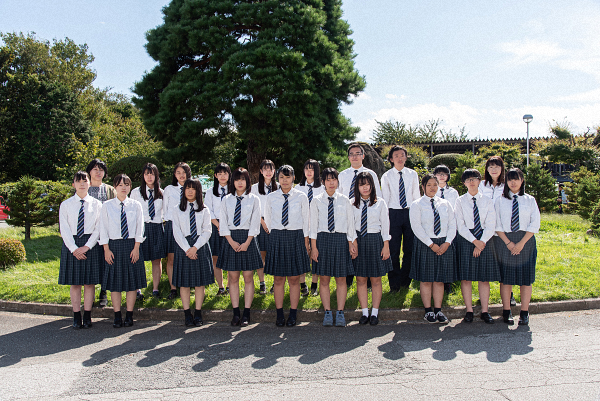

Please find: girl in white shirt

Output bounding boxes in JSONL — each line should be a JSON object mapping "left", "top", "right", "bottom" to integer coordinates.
{"left": 172, "top": 178, "right": 214, "bottom": 327}
{"left": 433, "top": 165, "right": 459, "bottom": 206}
{"left": 479, "top": 156, "right": 505, "bottom": 201}
{"left": 218, "top": 168, "right": 262, "bottom": 327}
{"left": 350, "top": 172, "right": 392, "bottom": 326}
{"left": 58, "top": 171, "right": 102, "bottom": 329}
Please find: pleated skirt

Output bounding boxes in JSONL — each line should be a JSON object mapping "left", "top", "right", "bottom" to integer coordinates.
{"left": 142, "top": 222, "right": 167, "bottom": 261}
{"left": 58, "top": 235, "right": 103, "bottom": 285}
{"left": 163, "top": 220, "right": 176, "bottom": 254}
{"left": 256, "top": 224, "right": 269, "bottom": 252}
{"left": 496, "top": 231, "right": 537, "bottom": 286}
{"left": 102, "top": 239, "right": 147, "bottom": 292}
{"left": 311, "top": 232, "right": 355, "bottom": 277}
{"left": 217, "top": 229, "right": 263, "bottom": 271}
{"left": 209, "top": 222, "right": 223, "bottom": 258}
{"left": 353, "top": 232, "right": 393, "bottom": 278}
{"left": 264, "top": 229, "right": 310, "bottom": 277}
{"left": 173, "top": 236, "right": 215, "bottom": 287}
{"left": 456, "top": 229, "right": 501, "bottom": 282}
{"left": 409, "top": 237, "right": 457, "bottom": 283}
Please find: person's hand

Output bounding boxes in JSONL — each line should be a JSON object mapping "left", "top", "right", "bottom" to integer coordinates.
{"left": 261, "top": 219, "right": 270, "bottom": 234}
{"left": 473, "top": 247, "right": 482, "bottom": 258}
{"left": 186, "top": 247, "right": 198, "bottom": 260}
{"left": 381, "top": 243, "right": 390, "bottom": 260}
{"left": 311, "top": 247, "right": 319, "bottom": 263}
{"left": 349, "top": 242, "right": 358, "bottom": 259}
{"left": 511, "top": 241, "right": 525, "bottom": 256}
{"left": 130, "top": 247, "right": 140, "bottom": 263}
{"left": 473, "top": 239, "right": 486, "bottom": 251}
{"left": 436, "top": 242, "right": 450, "bottom": 256}
{"left": 238, "top": 241, "right": 250, "bottom": 252}
{"left": 73, "top": 246, "right": 89, "bottom": 260}
{"left": 229, "top": 241, "right": 241, "bottom": 252}
{"left": 506, "top": 241, "right": 515, "bottom": 251}
{"left": 430, "top": 244, "right": 440, "bottom": 254}
{"left": 104, "top": 249, "right": 114, "bottom": 265}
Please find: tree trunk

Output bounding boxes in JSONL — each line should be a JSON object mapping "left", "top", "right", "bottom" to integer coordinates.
{"left": 25, "top": 221, "right": 31, "bottom": 241}
{"left": 247, "top": 139, "right": 265, "bottom": 184}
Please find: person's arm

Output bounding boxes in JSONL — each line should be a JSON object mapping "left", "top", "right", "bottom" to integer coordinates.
{"left": 59, "top": 200, "right": 77, "bottom": 253}
{"left": 264, "top": 195, "right": 272, "bottom": 232}
{"left": 172, "top": 210, "right": 190, "bottom": 253}
{"left": 309, "top": 197, "right": 319, "bottom": 240}
{"left": 481, "top": 200, "right": 496, "bottom": 244}
{"left": 411, "top": 171, "right": 421, "bottom": 201}
{"left": 194, "top": 208, "right": 212, "bottom": 250}
{"left": 455, "top": 198, "right": 477, "bottom": 244}
{"left": 219, "top": 198, "right": 231, "bottom": 237}
{"left": 381, "top": 172, "right": 390, "bottom": 205}
{"left": 99, "top": 205, "right": 114, "bottom": 264}
{"left": 84, "top": 201, "right": 102, "bottom": 251}
{"left": 409, "top": 201, "right": 433, "bottom": 247}
{"left": 248, "top": 196, "right": 262, "bottom": 238}
{"left": 371, "top": 171, "right": 383, "bottom": 198}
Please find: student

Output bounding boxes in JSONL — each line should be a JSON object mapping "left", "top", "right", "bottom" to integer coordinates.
{"left": 351, "top": 172, "right": 392, "bottom": 326}
{"left": 310, "top": 168, "right": 356, "bottom": 327}
{"left": 172, "top": 179, "right": 214, "bottom": 327}
{"left": 433, "top": 165, "right": 459, "bottom": 206}
{"left": 204, "top": 163, "right": 231, "bottom": 295}
{"left": 99, "top": 174, "right": 146, "bottom": 328}
{"left": 338, "top": 143, "right": 381, "bottom": 287}
{"left": 381, "top": 145, "right": 421, "bottom": 292}
{"left": 296, "top": 159, "right": 325, "bottom": 296}
{"left": 58, "top": 171, "right": 103, "bottom": 329}
{"left": 495, "top": 168, "right": 540, "bottom": 326}
{"left": 454, "top": 169, "right": 500, "bottom": 324}
{"left": 264, "top": 165, "right": 311, "bottom": 327}
{"left": 85, "top": 158, "right": 116, "bottom": 307}
{"left": 218, "top": 168, "right": 262, "bottom": 326}
{"left": 409, "top": 174, "right": 456, "bottom": 324}
{"left": 163, "top": 162, "right": 192, "bottom": 300}
{"left": 131, "top": 163, "right": 166, "bottom": 298}
{"left": 250, "top": 160, "right": 278, "bottom": 295}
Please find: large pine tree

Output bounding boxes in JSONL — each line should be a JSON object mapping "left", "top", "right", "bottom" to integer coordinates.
{"left": 133, "top": 0, "right": 365, "bottom": 179}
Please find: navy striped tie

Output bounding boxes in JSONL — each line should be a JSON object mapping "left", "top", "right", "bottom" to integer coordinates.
{"left": 349, "top": 170, "right": 358, "bottom": 198}
{"left": 148, "top": 189, "right": 155, "bottom": 220}
{"left": 120, "top": 202, "right": 129, "bottom": 239}
{"left": 360, "top": 199, "right": 368, "bottom": 237}
{"left": 328, "top": 197, "right": 335, "bottom": 232}
{"left": 221, "top": 187, "right": 226, "bottom": 200}
{"left": 511, "top": 195, "right": 520, "bottom": 232}
{"left": 233, "top": 196, "right": 243, "bottom": 226}
{"left": 267, "top": 185, "right": 272, "bottom": 194}
{"left": 473, "top": 197, "right": 483, "bottom": 240}
{"left": 180, "top": 186, "right": 183, "bottom": 201}
{"left": 77, "top": 199, "right": 85, "bottom": 238}
{"left": 441, "top": 188, "right": 445, "bottom": 199}
{"left": 308, "top": 185, "right": 313, "bottom": 204}
{"left": 431, "top": 198, "right": 441, "bottom": 236}
{"left": 399, "top": 171, "right": 407, "bottom": 208}
{"left": 282, "top": 194, "right": 289, "bottom": 226}
{"left": 190, "top": 203, "right": 198, "bottom": 241}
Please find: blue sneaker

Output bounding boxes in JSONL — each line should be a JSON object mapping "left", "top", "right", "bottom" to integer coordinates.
{"left": 335, "top": 311, "right": 346, "bottom": 327}
{"left": 323, "top": 311, "right": 333, "bottom": 326}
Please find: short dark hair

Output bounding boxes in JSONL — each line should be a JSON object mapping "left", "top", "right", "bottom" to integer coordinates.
{"left": 461, "top": 168, "right": 482, "bottom": 183}
{"left": 321, "top": 167, "right": 339, "bottom": 182}
{"left": 212, "top": 163, "right": 232, "bottom": 197}
{"left": 73, "top": 171, "right": 90, "bottom": 182}
{"left": 277, "top": 165, "right": 295, "bottom": 178}
{"left": 230, "top": 167, "right": 251, "bottom": 195}
{"left": 484, "top": 156, "right": 505, "bottom": 186}
{"left": 353, "top": 172, "right": 377, "bottom": 208}
{"left": 347, "top": 143, "right": 364, "bottom": 156}
{"left": 113, "top": 174, "right": 132, "bottom": 187}
{"left": 387, "top": 145, "right": 408, "bottom": 163}
{"left": 300, "top": 159, "right": 322, "bottom": 188}
{"left": 140, "top": 163, "right": 163, "bottom": 200}
{"left": 172, "top": 162, "right": 192, "bottom": 186}
{"left": 258, "top": 160, "right": 278, "bottom": 195}
{"left": 433, "top": 164, "right": 451, "bottom": 182}
{"left": 180, "top": 178, "right": 204, "bottom": 212}
{"left": 502, "top": 168, "right": 525, "bottom": 199}
{"left": 86, "top": 159, "right": 108, "bottom": 176}
{"left": 420, "top": 173, "right": 438, "bottom": 189}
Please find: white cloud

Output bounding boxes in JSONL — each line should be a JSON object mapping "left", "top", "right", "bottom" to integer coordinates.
{"left": 499, "top": 39, "right": 565, "bottom": 65}
{"left": 385, "top": 94, "right": 398, "bottom": 99}
{"left": 349, "top": 92, "right": 372, "bottom": 101}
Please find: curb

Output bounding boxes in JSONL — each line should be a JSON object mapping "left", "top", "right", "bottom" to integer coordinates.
{"left": 1, "top": 298, "right": 599, "bottom": 323}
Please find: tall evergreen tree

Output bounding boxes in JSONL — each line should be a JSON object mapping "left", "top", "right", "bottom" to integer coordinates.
{"left": 133, "top": 0, "right": 365, "bottom": 179}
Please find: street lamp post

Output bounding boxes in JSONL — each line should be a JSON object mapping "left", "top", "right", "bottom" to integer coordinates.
{"left": 523, "top": 114, "right": 533, "bottom": 167}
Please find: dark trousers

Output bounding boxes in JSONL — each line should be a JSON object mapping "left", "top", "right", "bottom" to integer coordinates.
{"left": 388, "top": 208, "right": 414, "bottom": 290}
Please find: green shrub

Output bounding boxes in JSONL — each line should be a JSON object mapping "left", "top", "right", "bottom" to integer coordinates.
{"left": 108, "top": 155, "right": 165, "bottom": 187}
{"left": 0, "top": 238, "right": 26, "bottom": 267}
{"left": 525, "top": 163, "right": 558, "bottom": 212}
{"left": 428, "top": 153, "right": 460, "bottom": 170}
{"left": 380, "top": 144, "right": 429, "bottom": 170}
{"left": 448, "top": 151, "right": 484, "bottom": 195}
{"left": 573, "top": 170, "right": 600, "bottom": 220}
{"left": 590, "top": 201, "right": 600, "bottom": 236}
{"left": 478, "top": 142, "right": 522, "bottom": 168}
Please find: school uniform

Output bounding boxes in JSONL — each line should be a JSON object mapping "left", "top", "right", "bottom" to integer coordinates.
{"left": 88, "top": 184, "right": 116, "bottom": 204}
{"left": 99, "top": 198, "right": 147, "bottom": 292}
{"left": 131, "top": 187, "right": 166, "bottom": 262}
{"left": 263, "top": 187, "right": 311, "bottom": 277}
{"left": 454, "top": 192, "right": 501, "bottom": 282}
{"left": 204, "top": 185, "right": 228, "bottom": 256}
{"left": 296, "top": 183, "right": 326, "bottom": 205}
{"left": 409, "top": 196, "right": 457, "bottom": 283}
{"left": 352, "top": 198, "right": 393, "bottom": 278}
{"left": 163, "top": 183, "right": 184, "bottom": 254}
{"left": 479, "top": 182, "right": 505, "bottom": 201}
{"left": 309, "top": 191, "right": 356, "bottom": 277}
{"left": 494, "top": 193, "right": 540, "bottom": 286}
{"left": 172, "top": 202, "right": 214, "bottom": 287}
{"left": 381, "top": 166, "right": 421, "bottom": 290}
{"left": 251, "top": 182, "right": 276, "bottom": 252}
{"left": 338, "top": 166, "right": 382, "bottom": 199}
{"left": 58, "top": 195, "right": 103, "bottom": 285}
{"left": 436, "top": 185, "right": 459, "bottom": 206}
{"left": 217, "top": 193, "right": 263, "bottom": 271}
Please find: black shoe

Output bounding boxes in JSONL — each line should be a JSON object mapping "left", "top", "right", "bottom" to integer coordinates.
{"left": 166, "top": 289, "right": 178, "bottom": 300}
{"left": 123, "top": 315, "right": 134, "bottom": 327}
{"left": 240, "top": 316, "right": 250, "bottom": 327}
{"left": 113, "top": 317, "right": 123, "bottom": 328}
{"left": 510, "top": 293, "right": 517, "bottom": 307}
{"left": 300, "top": 285, "right": 309, "bottom": 297}
{"left": 99, "top": 290, "right": 108, "bottom": 307}
{"left": 269, "top": 285, "right": 275, "bottom": 294}
{"left": 193, "top": 314, "right": 203, "bottom": 326}
{"left": 358, "top": 315, "right": 370, "bottom": 325}
{"left": 285, "top": 316, "right": 296, "bottom": 327}
{"left": 259, "top": 283, "right": 267, "bottom": 295}
{"left": 276, "top": 316, "right": 285, "bottom": 327}
{"left": 464, "top": 311, "right": 474, "bottom": 323}
{"left": 503, "top": 312, "right": 514, "bottom": 325}
{"left": 72, "top": 317, "right": 82, "bottom": 330}
{"left": 369, "top": 315, "right": 379, "bottom": 326}
{"left": 231, "top": 315, "right": 241, "bottom": 326}
{"left": 185, "top": 315, "right": 194, "bottom": 327}
{"left": 136, "top": 290, "right": 144, "bottom": 302}
{"left": 518, "top": 313, "right": 529, "bottom": 326}
{"left": 311, "top": 287, "right": 319, "bottom": 296}
{"left": 82, "top": 317, "right": 92, "bottom": 329}
{"left": 216, "top": 288, "right": 227, "bottom": 296}
{"left": 151, "top": 290, "right": 161, "bottom": 299}
{"left": 480, "top": 312, "right": 494, "bottom": 324}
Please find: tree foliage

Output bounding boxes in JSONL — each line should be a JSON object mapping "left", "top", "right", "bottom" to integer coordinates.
{"left": 477, "top": 142, "right": 522, "bottom": 169}
{"left": 448, "top": 151, "right": 484, "bottom": 195}
{"left": 524, "top": 163, "right": 557, "bottom": 212}
{"left": 371, "top": 118, "right": 468, "bottom": 146}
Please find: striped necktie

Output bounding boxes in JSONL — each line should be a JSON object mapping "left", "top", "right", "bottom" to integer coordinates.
{"left": 220, "top": 187, "right": 226, "bottom": 200}
{"left": 360, "top": 199, "right": 368, "bottom": 237}
{"left": 328, "top": 197, "right": 335, "bottom": 232}
{"left": 511, "top": 195, "right": 520, "bottom": 232}
{"left": 180, "top": 186, "right": 183, "bottom": 201}
{"left": 308, "top": 185, "right": 313, "bottom": 204}
{"left": 120, "top": 202, "right": 129, "bottom": 239}
{"left": 233, "top": 196, "right": 243, "bottom": 226}
{"left": 349, "top": 170, "right": 358, "bottom": 198}
{"left": 399, "top": 171, "right": 407, "bottom": 208}
{"left": 473, "top": 197, "right": 483, "bottom": 240}
{"left": 441, "top": 188, "right": 445, "bottom": 199}
{"left": 267, "top": 184, "right": 272, "bottom": 194}
{"left": 77, "top": 199, "right": 85, "bottom": 238}
{"left": 282, "top": 194, "right": 289, "bottom": 226}
{"left": 189, "top": 203, "right": 198, "bottom": 241}
{"left": 148, "top": 189, "right": 155, "bottom": 220}
{"left": 431, "top": 198, "right": 441, "bottom": 236}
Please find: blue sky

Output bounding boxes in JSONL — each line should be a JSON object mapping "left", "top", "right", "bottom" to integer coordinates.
{"left": 2, "top": 0, "right": 599, "bottom": 142}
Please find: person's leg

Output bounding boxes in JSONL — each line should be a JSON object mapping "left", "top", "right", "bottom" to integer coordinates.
{"left": 125, "top": 291, "right": 137, "bottom": 312}
{"left": 461, "top": 281, "right": 473, "bottom": 312}
{"left": 214, "top": 264, "right": 224, "bottom": 288}
{"left": 242, "top": 271, "right": 255, "bottom": 309}
{"left": 420, "top": 282, "right": 433, "bottom": 308}
{"left": 83, "top": 285, "right": 95, "bottom": 311}
{"left": 500, "top": 284, "right": 513, "bottom": 310}
{"left": 273, "top": 276, "right": 286, "bottom": 309}
{"left": 371, "top": 277, "right": 383, "bottom": 309}
{"left": 180, "top": 287, "right": 191, "bottom": 309}
{"left": 151, "top": 259, "right": 162, "bottom": 291}
{"left": 356, "top": 277, "right": 368, "bottom": 310}
{"left": 387, "top": 209, "right": 402, "bottom": 291}
{"left": 70, "top": 285, "right": 82, "bottom": 312}
{"left": 399, "top": 211, "right": 414, "bottom": 288}
{"left": 260, "top": 251, "right": 266, "bottom": 266}
{"left": 257, "top": 267, "right": 265, "bottom": 283}
{"left": 478, "top": 281, "right": 491, "bottom": 313}
{"left": 288, "top": 275, "right": 301, "bottom": 309}
{"left": 228, "top": 271, "right": 241, "bottom": 308}
{"left": 319, "top": 276, "right": 332, "bottom": 310}
{"left": 194, "top": 286, "right": 205, "bottom": 310}
{"left": 111, "top": 291, "right": 122, "bottom": 312}
{"left": 432, "top": 282, "right": 445, "bottom": 308}
{"left": 167, "top": 253, "right": 175, "bottom": 290}
{"left": 335, "top": 277, "right": 348, "bottom": 311}
{"left": 520, "top": 285, "right": 532, "bottom": 311}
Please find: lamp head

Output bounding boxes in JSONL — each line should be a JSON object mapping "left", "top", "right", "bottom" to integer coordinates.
{"left": 523, "top": 114, "right": 533, "bottom": 123}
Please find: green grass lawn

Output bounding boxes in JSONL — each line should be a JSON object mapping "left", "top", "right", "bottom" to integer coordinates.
{"left": 0, "top": 213, "right": 598, "bottom": 310}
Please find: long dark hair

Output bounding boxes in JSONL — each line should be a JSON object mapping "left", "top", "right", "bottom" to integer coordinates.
{"left": 258, "top": 159, "right": 278, "bottom": 195}
{"left": 421, "top": 173, "right": 438, "bottom": 195}
{"left": 299, "top": 159, "right": 322, "bottom": 188}
{"left": 179, "top": 179, "right": 204, "bottom": 212}
{"left": 171, "top": 162, "right": 192, "bottom": 186}
{"left": 502, "top": 168, "right": 525, "bottom": 199}
{"left": 140, "top": 163, "right": 163, "bottom": 200}
{"left": 212, "top": 163, "right": 232, "bottom": 197}
{"left": 229, "top": 167, "right": 252, "bottom": 195}
{"left": 353, "top": 172, "right": 377, "bottom": 208}
{"left": 484, "top": 156, "right": 505, "bottom": 186}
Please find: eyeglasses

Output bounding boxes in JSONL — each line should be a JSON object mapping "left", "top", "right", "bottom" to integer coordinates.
{"left": 349, "top": 152, "right": 363, "bottom": 158}
{"left": 464, "top": 178, "right": 480, "bottom": 183}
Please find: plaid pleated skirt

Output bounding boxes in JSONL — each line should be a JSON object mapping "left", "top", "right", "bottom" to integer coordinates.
{"left": 163, "top": 220, "right": 176, "bottom": 254}
{"left": 353, "top": 232, "right": 393, "bottom": 278}
{"left": 264, "top": 229, "right": 310, "bottom": 277}
{"left": 496, "top": 231, "right": 537, "bottom": 286}
{"left": 209, "top": 222, "right": 223, "bottom": 257}
{"left": 173, "top": 236, "right": 215, "bottom": 287}
{"left": 142, "top": 222, "right": 167, "bottom": 261}
{"left": 456, "top": 230, "right": 501, "bottom": 282}
{"left": 256, "top": 224, "right": 269, "bottom": 252}
{"left": 410, "top": 237, "right": 457, "bottom": 283}
{"left": 311, "top": 232, "right": 355, "bottom": 277}
{"left": 102, "top": 239, "right": 147, "bottom": 292}
{"left": 58, "top": 235, "right": 103, "bottom": 285}
{"left": 216, "top": 229, "right": 263, "bottom": 271}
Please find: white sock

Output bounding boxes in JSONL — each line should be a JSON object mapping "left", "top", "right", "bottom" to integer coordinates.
{"left": 362, "top": 308, "right": 369, "bottom": 317}
{"left": 371, "top": 308, "right": 379, "bottom": 317}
